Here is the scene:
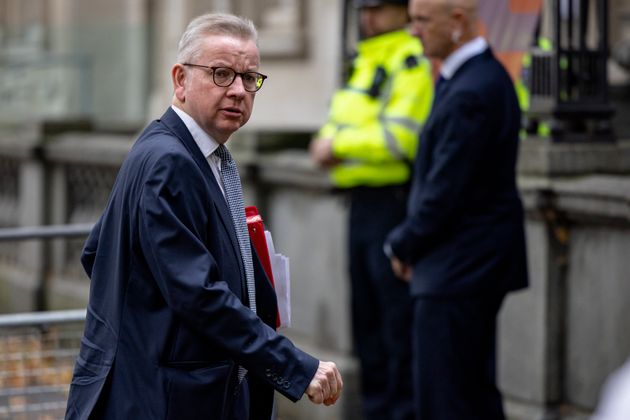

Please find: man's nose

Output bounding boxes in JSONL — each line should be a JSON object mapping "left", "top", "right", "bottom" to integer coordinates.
{"left": 227, "top": 75, "right": 247, "bottom": 96}
{"left": 408, "top": 23, "right": 417, "bottom": 37}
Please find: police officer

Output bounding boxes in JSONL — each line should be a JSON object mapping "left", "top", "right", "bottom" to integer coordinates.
{"left": 310, "top": 1, "right": 433, "bottom": 418}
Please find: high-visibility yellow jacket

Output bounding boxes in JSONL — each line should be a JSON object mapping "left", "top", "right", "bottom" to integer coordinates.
{"left": 316, "top": 29, "right": 433, "bottom": 188}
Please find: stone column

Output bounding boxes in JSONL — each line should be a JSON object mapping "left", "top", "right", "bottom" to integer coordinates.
{"left": 500, "top": 138, "right": 630, "bottom": 419}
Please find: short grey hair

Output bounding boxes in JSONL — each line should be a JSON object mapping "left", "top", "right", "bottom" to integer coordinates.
{"left": 176, "top": 13, "right": 258, "bottom": 63}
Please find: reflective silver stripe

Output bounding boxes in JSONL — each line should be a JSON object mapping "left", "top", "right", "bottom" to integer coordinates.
{"left": 344, "top": 87, "right": 371, "bottom": 95}
{"left": 336, "top": 123, "right": 352, "bottom": 130}
{"left": 382, "top": 115, "right": 423, "bottom": 161}
{"left": 383, "top": 127, "right": 407, "bottom": 161}
{"left": 385, "top": 116, "right": 423, "bottom": 133}
{"left": 378, "top": 68, "right": 409, "bottom": 161}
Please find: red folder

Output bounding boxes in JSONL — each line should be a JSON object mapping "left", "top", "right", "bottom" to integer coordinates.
{"left": 245, "top": 205, "right": 280, "bottom": 329}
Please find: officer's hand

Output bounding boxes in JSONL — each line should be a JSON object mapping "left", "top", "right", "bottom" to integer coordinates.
{"left": 309, "top": 138, "right": 340, "bottom": 167}
{"left": 305, "top": 361, "right": 343, "bottom": 405}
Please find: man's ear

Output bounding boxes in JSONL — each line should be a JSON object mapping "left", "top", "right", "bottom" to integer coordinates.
{"left": 172, "top": 64, "right": 187, "bottom": 102}
{"left": 451, "top": 29, "right": 462, "bottom": 43}
{"left": 450, "top": 7, "right": 467, "bottom": 43}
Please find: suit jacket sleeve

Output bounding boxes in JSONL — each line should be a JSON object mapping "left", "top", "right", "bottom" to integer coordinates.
{"left": 138, "top": 152, "right": 318, "bottom": 401}
{"left": 80, "top": 217, "right": 102, "bottom": 278}
{"left": 387, "top": 91, "right": 491, "bottom": 263}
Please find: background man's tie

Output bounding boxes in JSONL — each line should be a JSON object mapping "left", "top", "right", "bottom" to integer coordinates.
{"left": 214, "top": 144, "right": 257, "bottom": 314}
{"left": 433, "top": 74, "right": 447, "bottom": 107}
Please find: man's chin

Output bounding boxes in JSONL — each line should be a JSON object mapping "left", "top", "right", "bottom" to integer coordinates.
{"left": 216, "top": 123, "right": 246, "bottom": 142}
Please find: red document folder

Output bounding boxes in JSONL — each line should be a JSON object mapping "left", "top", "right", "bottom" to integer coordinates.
{"left": 245, "top": 205, "right": 280, "bottom": 329}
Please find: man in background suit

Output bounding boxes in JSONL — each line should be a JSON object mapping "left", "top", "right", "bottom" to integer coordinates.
{"left": 65, "top": 13, "right": 341, "bottom": 420}
{"left": 385, "top": 0, "right": 528, "bottom": 418}
{"left": 310, "top": 1, "right": 433, "bottom": 418}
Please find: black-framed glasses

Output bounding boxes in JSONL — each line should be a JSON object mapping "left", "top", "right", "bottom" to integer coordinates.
{"left": 182, "top": 63, "right": 267, "bottom": 92}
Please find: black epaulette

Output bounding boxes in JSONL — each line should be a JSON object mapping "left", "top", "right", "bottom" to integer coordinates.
{"left": 342, "top": 51, "right": 358, "bottom": 85}
{"left": 368, "top": 66, "right": 387, "bottom": 98}
{"left": 404, "top": 55, "right": 419, "bottom": 69}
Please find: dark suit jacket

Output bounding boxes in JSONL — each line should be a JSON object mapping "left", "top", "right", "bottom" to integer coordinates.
{"left": 387, "top": 48, "right": 528, "bottom": 297}
{"left": 65, "top": 108, "right": 318, "bottom": 420}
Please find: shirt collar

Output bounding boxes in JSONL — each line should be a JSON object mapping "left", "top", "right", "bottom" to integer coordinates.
{"left": 440, "top": 36, "right": 488, "bottom": 80}
{"left": 171, "top": 105, "right": 220, "bottom": 159}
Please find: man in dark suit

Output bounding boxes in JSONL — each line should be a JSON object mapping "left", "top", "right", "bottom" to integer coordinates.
{"left": 384, "top": 0, "right": 528, "bottom": 418}
{"left": 65, "top": 13, "right": 342, "bottom": 420}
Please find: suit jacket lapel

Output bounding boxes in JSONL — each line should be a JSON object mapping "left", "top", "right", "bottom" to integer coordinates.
{"left": 158, "top": 108, "right": 245, "bottom": 276}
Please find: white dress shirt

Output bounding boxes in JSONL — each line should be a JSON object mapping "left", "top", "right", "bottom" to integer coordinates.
{"left": 440, "top": 36, "right": 489, "bottom": 80}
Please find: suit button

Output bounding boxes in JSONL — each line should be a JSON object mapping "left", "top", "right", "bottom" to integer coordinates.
{"left": 283, "top": 382, "right": 291, "bottom": 389}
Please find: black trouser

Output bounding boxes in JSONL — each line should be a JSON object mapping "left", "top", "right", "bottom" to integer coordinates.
{"left": 412, "top": 292, "right": 506, "bottom": 420}
{"left": 348, "top": 185, "right": 414, "bottom": 420}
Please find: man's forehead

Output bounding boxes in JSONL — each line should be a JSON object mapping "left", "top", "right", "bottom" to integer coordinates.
{"left": 198, "top": 35, "right": 259, "bottom": 58}
{"left": 411, "top": 0, "right": 443, "bottom": 10}
{"left": 201, "top": 34, "right": 257, "bottom": 49}
{"left": 438, "top": 0, "right": 476, "bottom": 9}
{"left": 453, "top": 0, "right": 476, "bottom": 8}
{"left": 413, "top": 0, "right": 475, "bottom": 8}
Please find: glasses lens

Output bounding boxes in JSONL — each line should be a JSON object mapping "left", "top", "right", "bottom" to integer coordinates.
{"left": 211, "top": 67, "right": 264, "bottom": 92}
{"left": 212, "top": 67, "right": 235, "bottom": 87}
{"left": 242, "top": 72, "right": 263, "bottom": 92}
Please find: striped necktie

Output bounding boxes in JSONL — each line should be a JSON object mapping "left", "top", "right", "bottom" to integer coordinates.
{"left": 214, "top": 144, "right": 257, "bottom": 382}
{"left": 214, "top": 144, "right": 257, "bottom": 315}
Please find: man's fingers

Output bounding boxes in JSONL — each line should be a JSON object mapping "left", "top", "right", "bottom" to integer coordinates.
{"left": 309, "top": 137, "right": 334, "bottom": 167}
{"left": 324, "top": 361, "right": 337, "bottom": 400}
{"left": 391, "top": 257, "right": 405, "bottom": 278}
{"left": 307, "top": 386, "right": 324, "bottom": 404}
{"left": 323, "top": 362, "right": 342, "bottom": 404}
{"left": 328, "top": 364, "right": 343, "bottom": 399}
{"left": 306, "top": 380, "right": 323, "bottom": 404}
{"left": 325, "top": 367, "right": 337, "bottom": 397}
{"left": 320, "top": 375, "right": 332, "bottom": 402}
{"left": 404, "top": 265, "right": 412, "bottom": 282}
{"left": 305, "top": 361, "right": 343, "bottom": 405}
{"left": 390, "top": 256, "right": 412, "bottom": 282}
{"left": 335, "top": 367, "right": 344, "bottom": 395}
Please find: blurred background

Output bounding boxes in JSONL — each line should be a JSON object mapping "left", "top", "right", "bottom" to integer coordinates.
{"left": 0, "top": 0, "right": 629, "bottom": 419}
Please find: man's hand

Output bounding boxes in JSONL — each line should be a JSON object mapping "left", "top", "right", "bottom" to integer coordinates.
{"left": 309, "top": 137, "right": 341, "bottom": 168}
{"left": 390, "top": 256, "right": 412, "bottom": 282}
{"left": 305, "top": 361, "right": 343, "bottom": 406}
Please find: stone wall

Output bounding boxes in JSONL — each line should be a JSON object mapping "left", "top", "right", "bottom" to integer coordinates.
{"left": 500, "top": 139, "right": 630, "bottom": 419}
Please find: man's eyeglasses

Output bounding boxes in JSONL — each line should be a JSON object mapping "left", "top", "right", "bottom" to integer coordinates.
{"left": 182, "top": 64, "right": 267, "bottom": 92}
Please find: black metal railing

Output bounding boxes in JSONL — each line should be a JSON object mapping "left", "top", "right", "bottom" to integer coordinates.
{"left": 0, "top": 223, "right": 93, "bottom": 312}
{"left": 0, "top": 309, "right": 85, "bottom": 419}
{"left": 551, "top": 0, "right": 614, "bottom": 141}
{"left": 0, "top": 224, "right": 92, "bottom": 418}
{"left": 0, "top": 224, "right": 93, "bottom": 242}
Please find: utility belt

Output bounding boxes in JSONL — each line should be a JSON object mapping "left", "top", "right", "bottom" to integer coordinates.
{"left": 332, "top": 183, "right": 410, "bottom": 205}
